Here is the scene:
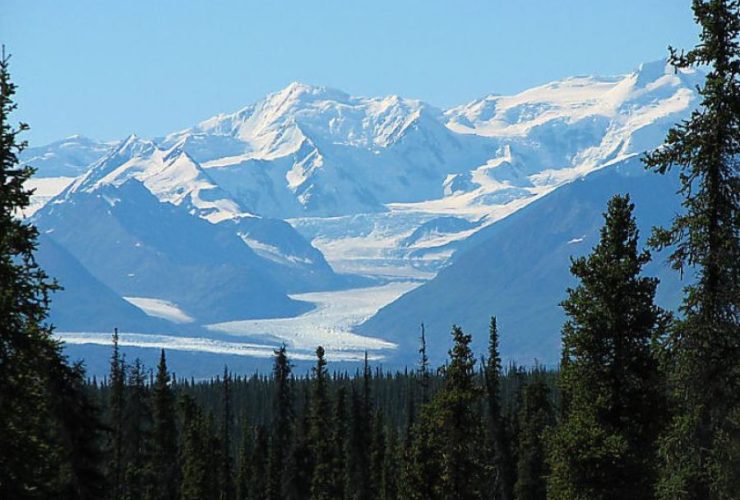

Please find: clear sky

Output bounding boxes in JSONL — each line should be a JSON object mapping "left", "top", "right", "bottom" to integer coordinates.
{"left": 4, "top": 1, "right": 698, "bottom": 145}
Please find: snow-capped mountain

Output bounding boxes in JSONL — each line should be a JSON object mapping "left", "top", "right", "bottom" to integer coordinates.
{"left": 158, "top": 82, "right": 496, "bottom": 217}
{"left": 27, "top": 59, "right": 701, "bottom": 369}
{"left": 358, "top": 158, "right": 688, "bottom": 366}
{"left": 21, "top": 135, "right": 112, "bottom": 177}
{"left": 33, "top": 134, "right": 353, "bottom": 328}
{"left": 66, "top": 134, "right": 248, "bottom": 223}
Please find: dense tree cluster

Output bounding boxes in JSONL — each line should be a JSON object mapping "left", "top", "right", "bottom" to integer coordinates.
{"left": 82, "top": 330, "right": 554, "bottom": 500}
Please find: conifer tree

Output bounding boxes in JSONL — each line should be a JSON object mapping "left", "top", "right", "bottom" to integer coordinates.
{"left": 268, "top": 345, "right": 293, "bottom": 500}
{"left": 309, "top": 346, "right": 333, "bottom": 500}
{"left": 149, "top": 350, "right": 179, "bottom": 500}
{"left": 285, "top": 390, "right": 312, "bottom": 500}
{"left": 643, "top": 1, "right": 740, "bottom": 497}
{"left": 205, "top": 412, "right": 225, "bottom": 497}
{"left": 0, "top": 47, "right": 67, "bottom": 498}
{"left": 547, "top": 195, "right": 667, "bottom": 499}
{"left": 400, "top": 333, "right": 440, "bottom": 500}
{"left": 219, "top": 368, "right": 235, "bottom": 500}
{"left": 123, "top": 358, "right": 153, "bottom": 499}
{"left": 251, "top": 425, "right": 270, "bottom": 500}
{"left": 429, "top": 325, "right": 486, "bottom": 500}
{"left": 48, "top": 359, "right": 108, "bottom": 499}
{"left": 484, "top": 316, "right": 514, "bottom": 500}
{"left": 180, "top": 395, "right": 210, "bottom": 500}
{"left": 514, "top": 379, "right": 553, "bottom": 500}
{"left": 347, "top": 359, "right": 373, "bottom": 500}
{"left": 370, "top": 410, "right": 386, "bottom": 499}
{"left": 402, "top": 403, "right": 440, "bottom": 500}
{"left": 330, "top": 386, "right": 349, "bottom": 500}
{"left": 381, "top": 427, "right": 400, "bottom": 500}
{"left": 235, "top": 420, "right": 252, "bottom": 500}
{"left": 419, "top": 323, "right": 430, "bottom": 404}
{"left": 108, "top": 329, "right": 126, "bottom": 500}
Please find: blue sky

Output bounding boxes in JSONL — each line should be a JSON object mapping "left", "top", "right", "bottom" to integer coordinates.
{"left": 4, "top": 1, "right": 698, "bottom": 145}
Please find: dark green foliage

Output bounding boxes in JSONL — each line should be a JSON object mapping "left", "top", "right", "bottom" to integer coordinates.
{"left": 250, "top": 425, "right": 270, "bottom": 500}
{"left": 347, "top": 359, "right": 373, "bottom": 500}
{"left": 108, "top": 329, "right": 126, "bottom": 500}
{"left": 0, "top": 48, "right": 69, "bottom": 497}
{"left": 47, "top": 359, "right": 108, "bottom": 499}
{"left": 180, "top": 395, "right": 211, "bottom": 500}
{"left": 514, "top": 378, "right": 554, "bottom": 500}
{"left": 268, "top": 345, "right": 293, "bottom": 500}
{"left": 123, "top": 358, "right": 153, "bottom": 499}
{"left": 402, "top": 402, "right": 441, "bottom": 500}
{"left": 235, "top": 420, "right": 252, "bottom": 500}
{"left": 82, "top": 342, "right": 561, "bottom": 500}
{"left": 220, "top": 368, "right": 236, "bottom": 500}
{"left": 419, "top": 324, "right": 430, "bottom": 404}
{"left": 285, "top": 397, "right": 312, "bottom": 500}
{"left": 428, "top": 326, "right": 487, "bottom": 499}
{"left": 547, "top": 195, "right": 668, "bottom": 499}
{"left": 484, "top": 317, "right": 515, "bottom": 500}
{"left": 643, "top": 1, "right": 740, "bottom": 497}
{"left": 381, "top": 426, "right": 400, "bottom": 500}
{"left": 330, "top": 387, "right": 348, "bottom": 499}
{"left": 149, "top": 350, "right": 179, "bottom": 500}
{"left": 370, "top": 410, "right": 386, "bottom": 499}
{"left": 309, "top": 346, "right": 333, "bottom": 499}
{"left": 0, "top": 48, "right": 107, "bottom": 499}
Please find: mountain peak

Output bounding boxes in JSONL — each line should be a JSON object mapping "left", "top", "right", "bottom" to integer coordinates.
{"left": 633, "top": 58, "right": 672, "bottom": 85}
{"left": 268, "top": 81, "right": 349, "bottom": 105}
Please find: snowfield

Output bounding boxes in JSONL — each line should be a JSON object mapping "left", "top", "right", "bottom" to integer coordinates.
{"left": 23, "top": 177, "right": 75, "bottom": 217}
{"left": 123, "top": 297, "right": 195, "bottom": 324}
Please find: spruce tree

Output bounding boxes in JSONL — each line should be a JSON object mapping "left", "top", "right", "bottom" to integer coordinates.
{"left": 48, "top": 359, "right": 108, "bottom": 499}
{"left": 484, "top": 316, "right": 514, "bottom": 500}
{"left": 149, "top": 350, "right": 179, "bottom": 500}
{"left": 419, "top": 323, "right": 430, "bottom": 404}
{"left": 547, "top": 195, "right": 667, "bottom": 499}
{"left": 108, "top": 329, "right": 126, "bottom": 500}
{"left": 180, "top": 395, "right": 210, "bottom": 500}
{"left": 251, "top": 425, "right": 270, "bottom": 500}
{"left": 309, "top": 346, "right": 333, "bottom": 500}
{"left": 401, "top": 334, "right": 441, "bottom": 500}
{"left": 643, "top": 1, "right": 740, "bottom": 497}
{"left": 123, "top": 358, "right": 153, "bottom": 499}
{"left": 268, "top": 344, "right": 293, "bottom": 500}
{"left": 429, "top": 325, "right": 486, "bottom": 500}
{"left": 381, "top": 426, "right": 400, "bottom": 500}
{"left": 205, "top": 412, "right": 224, "bottom": 498}
{"left": 235, "top": 420, "right": 252, "bottom": 500}
{"left": 347, "top": 359, "right": 373, "bottom": 500}
{"left": 370, "top": 410, "right": 386, "bottom": 499}
{"left": 514, "top": 378, "right": 553, "bottom": 500}
{"left": 219, "top": 368, "right": 235, "bottom": 500}
{"left": 0, "top": 47, "right": 69, "bottom": 496}
{"left": 402, "top": 402, "right": 441, "bottom": 500}
{"left": 330, "top": 386, "right": 349, "bottom": 500}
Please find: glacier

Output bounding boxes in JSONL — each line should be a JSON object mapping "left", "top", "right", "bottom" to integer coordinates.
{"left": 21, "top": 59, "right": 702, "bottom": 372}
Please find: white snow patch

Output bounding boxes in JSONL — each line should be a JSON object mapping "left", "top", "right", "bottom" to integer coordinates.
{"left": 21, "top": 176, "right": 75, "bottom": 217}
{"left": 123, "top": 297, "right": 195, "bottom": 324}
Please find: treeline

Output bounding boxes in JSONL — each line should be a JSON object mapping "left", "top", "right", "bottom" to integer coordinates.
{"left": 88, "top": 325, "right": 556, "bottom": 500}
